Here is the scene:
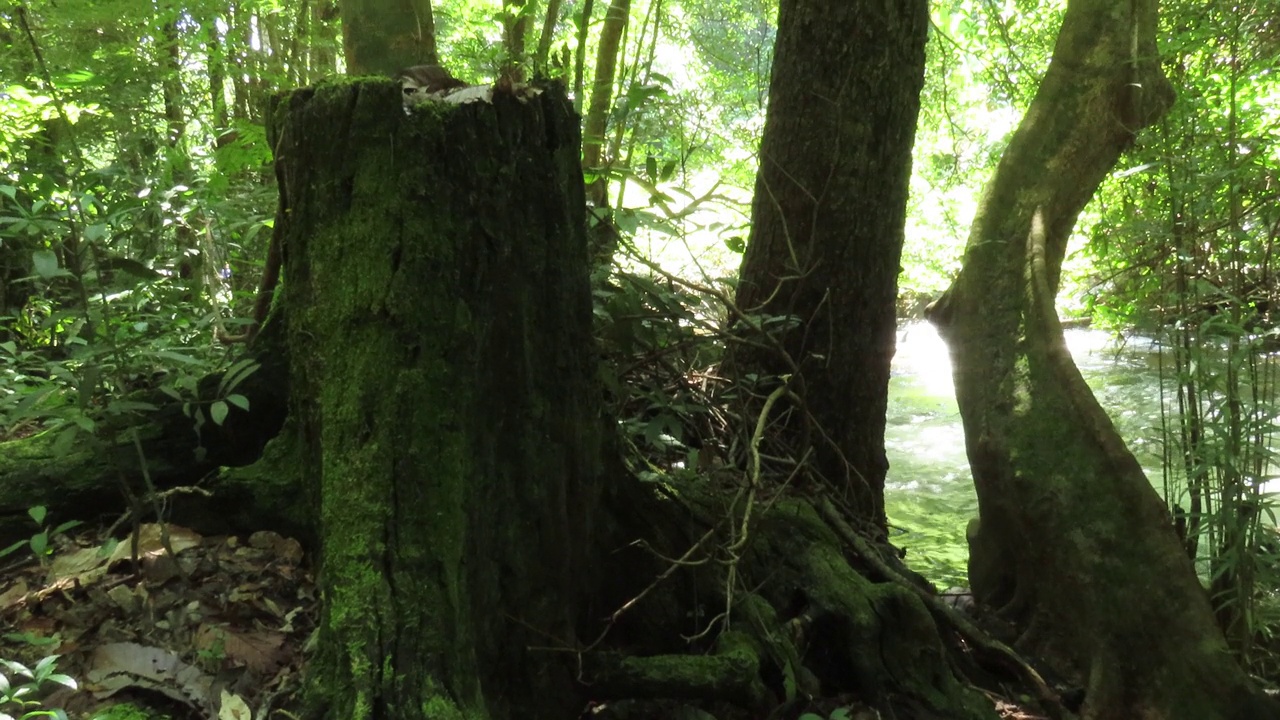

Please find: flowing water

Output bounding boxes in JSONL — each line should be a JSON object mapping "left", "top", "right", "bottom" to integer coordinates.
{"left": 883, "top": 322, "right": 1167, "bottom": 586}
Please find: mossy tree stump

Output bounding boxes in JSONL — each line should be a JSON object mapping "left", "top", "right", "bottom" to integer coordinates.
{"left": 268, "top": 79, "right": 602, "bottom": 720}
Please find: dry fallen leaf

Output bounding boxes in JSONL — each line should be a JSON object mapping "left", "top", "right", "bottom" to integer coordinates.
{"left": 219, "top": 689, "right": 253, "bottom": 720}
{"left": 86, "top": 641, "right": 216, "bottom": 713}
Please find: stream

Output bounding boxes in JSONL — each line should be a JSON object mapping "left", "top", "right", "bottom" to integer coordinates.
{"left": 883, "top": 322, "right": 1167, "bottom": 586}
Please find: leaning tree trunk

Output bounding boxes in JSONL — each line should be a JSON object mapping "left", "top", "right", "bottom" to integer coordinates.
{"left": 267, "top": 81, "right": 604, "bottom": 720}
{"left": 927, "top": 2, "right": 1277, "bottom": 718}
{"left": 581, "top": 0, "right": 628, "bottom": 210}
{"left": 728, "top": 0, "right": 928, "bottom": 527}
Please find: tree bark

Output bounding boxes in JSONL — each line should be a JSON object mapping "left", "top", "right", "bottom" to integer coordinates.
{"left": 927, "top": 1, "right": 1278, "bottom": 717}
{"left": 502, "top": 0, "right": 531, "bottom": 77}
{"left": 206, "top": 21, "right": 229, "bottom": 128}
{"left": 728, "top": 0, "right": 929, "bottom": 527}
{"left": 339, "top": 0, "right": 440, "bottom": 74}
{"left": 581, "top": 0, "right": 628, "bottom": 209}
{"left": 159, "top": 18, "right": 188, "bottom": 148}
{"left": 229, "top": 2, "right": 254, "bottom": 120}
{"left": 534, "top": 0, "right": 563, "bottom": 68}
{"left": 268, "top": 80, "right": 603, "bottom": 719}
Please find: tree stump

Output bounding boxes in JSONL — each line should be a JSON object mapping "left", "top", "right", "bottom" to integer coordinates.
{"left": 269, "top": 78, "right": 603, "bottom": 719}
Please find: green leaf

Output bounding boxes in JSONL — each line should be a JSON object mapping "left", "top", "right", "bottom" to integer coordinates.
{"left": 147, "top": 350, "right": 203, "bottom": 365}
{"left": 2, "top": 633, "right": 57, "bottom": 648}
{"left": 78, "top": 365, "right": 100, "bottom": 410}
{"left": 51, "top": 426, "right": 79, "bottom": 456}
{"left": 84, "top": 223, "right": 109, "bottom": 243}
{"left": 28, "top": 506, "right": 47, "bottom": 525}
{"left": 0, "top": 540, "right": 26, "bottom": 559}
{"left": 31, "top": 250, "right": 61, "bottom": 279}
{"left": 98, "top": 538, "right": 120, "bottom": 557}
{"left": 51, "top": 520, "right": 82, "bottom": 535}
{"left": 210, "top": 400, "right": 229, "bottom": 426}
{"left": 99, "top": 256, "right": 162, "bottom": 279}
{"left": 45, "top": 673, "right": 76, "bottom": 690}
{"left": 14, "top": 386, "right": 57, "bottom": 418}
{"left": 105, "top": 400, "right": 158, "bottom": 415}
{"left": 1114, "top": 161, "right": 1159, "bottom": 178}
{"left": 226, "top": 394, "right": 250, "bottom": 411}
{"left": 32, "top": 655, "right": 59, "bottom": 679}
{"left": 219, "top": 359, "right": 260, "bottom": 394}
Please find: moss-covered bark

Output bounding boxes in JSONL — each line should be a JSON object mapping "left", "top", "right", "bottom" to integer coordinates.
{"left": 928, "top": 2, "right": 1279, "bottom": 718}
{"left": 268, "top": 79, "right": 602, "bottom": 720}
{"left": 742, "top": 500, "right": 995, "bottom": 719}
{"left": 574, "top": 490, "right": 998, "bottom": 720}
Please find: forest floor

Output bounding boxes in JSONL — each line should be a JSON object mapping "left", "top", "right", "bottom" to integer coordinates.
{"left": 0, "top": 522, "right": 1052, "bottom": 720}
{"left": 0, "top": 523, "right": 313, "bottom": 720}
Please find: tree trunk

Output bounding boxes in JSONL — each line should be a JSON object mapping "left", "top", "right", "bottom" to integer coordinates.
{"left": 728, "top": 0, "right": 929, "bottom": 527}
{"left": 534, "top": 0, "right": 563, "bottom": 68}
{"left": 339, "top": 0, "right": 440, "bottom": 74}
{"left": 206, "top": 21, "right": 229, "bottom": 128}
{"left": 581, "top": 0, "right": 628, "bottom": 209}
{"left": 927, "top": 1, "right": 1278, "bottom": 717}
{"left": 229, "top": 2, "right": 253, "bottom": 120}
{"left": 268, "top": 81, "right": 604, "bottom": 719}
{"left": 160, "top": 18, "right": 188, "bottom": 148}
{"left": 502, "top": 0, "right": 530, "bottom": 77}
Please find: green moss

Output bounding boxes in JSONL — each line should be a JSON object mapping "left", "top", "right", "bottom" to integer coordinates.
{"left": 420, "top": 694, "right": 470, "bottom": 719}
{"left": 90, "top": 704, "right": 171, "bottom": 720}
{"left": 403, "top": 99, "right": 458, "bottom": 125}
{"left": 279, "top": 77, "right": 592, "bottom": 720}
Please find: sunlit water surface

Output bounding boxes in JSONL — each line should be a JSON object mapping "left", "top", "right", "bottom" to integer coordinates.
{"left": 883, "top": 322, "right": 1165, "bottom": 586}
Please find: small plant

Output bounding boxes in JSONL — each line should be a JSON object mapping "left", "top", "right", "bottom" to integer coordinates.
{"left": 0, "top": 507, "right": 82, "bottom": 563}
{"left": 0, "top": 654, "right": 76, "bottom": 720}
{"left": 195, "top": 634, "right": 227, "bottom": 671}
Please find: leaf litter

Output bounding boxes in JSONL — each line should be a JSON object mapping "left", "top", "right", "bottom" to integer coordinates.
{"left": 0, "top": 523, "right": 315, "bottom": 719}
